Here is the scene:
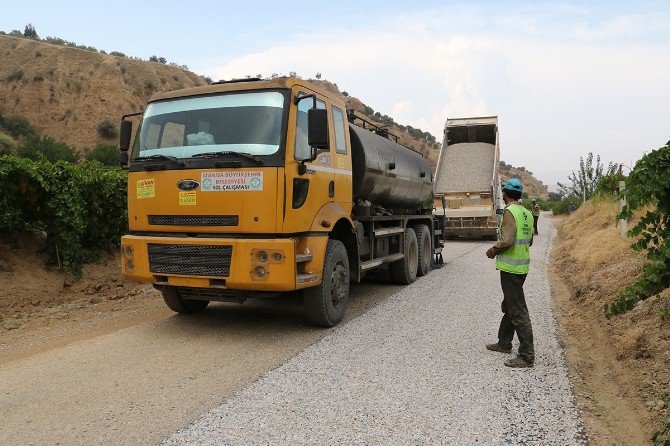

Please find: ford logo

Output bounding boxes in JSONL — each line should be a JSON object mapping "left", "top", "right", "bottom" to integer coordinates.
{"left": 177, "top": 179, "right": 199, "bottom": 191}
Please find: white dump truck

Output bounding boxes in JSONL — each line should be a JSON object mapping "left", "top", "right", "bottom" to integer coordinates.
{"left": 433, "top": 116, "right": 502, "bottom": 239}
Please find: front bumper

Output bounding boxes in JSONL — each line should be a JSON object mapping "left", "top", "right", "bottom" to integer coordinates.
{"left": 120, "top": 235, "right": 297, "bottom": 291}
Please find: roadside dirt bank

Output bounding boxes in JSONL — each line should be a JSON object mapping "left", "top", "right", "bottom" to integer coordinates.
{"left": 549, "top": 201, "right": 670, "bottom": 446}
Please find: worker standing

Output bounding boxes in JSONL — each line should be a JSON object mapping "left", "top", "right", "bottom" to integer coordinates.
{"left": 485, "top": 178, "right": 535, "bottom": 368}
{"left": 531, "top": 198, "right": 541, "bottom": 235}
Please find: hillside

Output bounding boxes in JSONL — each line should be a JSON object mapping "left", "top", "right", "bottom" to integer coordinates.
{"left": 0, "top": 34, "right": 206, "bottom": 149}
{"left": 499, "top": 162, "right": 549, "bottom": 198}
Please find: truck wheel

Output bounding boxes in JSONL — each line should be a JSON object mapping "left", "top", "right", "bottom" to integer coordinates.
{"left": 160, "top": 286, "right": 209, "bottom": 314}
{"left": 304, "top": 239, "right": 350, "bottom": 327}
{"left": 414, "top": 224, "right": 432, "bottom": 277}
{"left": 390, "top": 228, "right": 418, "bottom": 285}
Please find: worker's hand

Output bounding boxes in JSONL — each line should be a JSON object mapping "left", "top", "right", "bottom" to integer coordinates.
{"left": 486, "top": 247, "right": 496, "bottom": 259}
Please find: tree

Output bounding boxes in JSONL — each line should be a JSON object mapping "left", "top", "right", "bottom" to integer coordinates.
{"left": 315, "top": 73, "right": 322, "bottom": 80}
{"left": 289, "top": 71, "right": 297, "bottom": 77}
{"left": 158, "top": 57, "right": 167, "bottom": 64}
{"left": 547, "top": 191, "right": 564, "bottom": 202}
{"left": 557, "top": 152, "right": 616, "bottom": 201}
{"left": 23, "top": 23, "right": 38, "bottom": 39}
{"left": 149, "top": 55, "right": 159, "bottom": 62}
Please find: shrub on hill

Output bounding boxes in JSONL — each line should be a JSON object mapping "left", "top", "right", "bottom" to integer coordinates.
{"left": 0, "top": 113, "right": 37, "bottom": 139}
{"left": 18, "top": 134, "right": 80, "bottom": 163}
{"left": 0, "top": 133, "right": 16, "bottom": 156}
{"left": 86, "top": 143, "right": 118, "bottom": 166}
{"left": 97, "top": 119, "right": 118, "bottom": 139}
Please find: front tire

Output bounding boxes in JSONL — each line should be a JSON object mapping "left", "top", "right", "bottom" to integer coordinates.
{"left": 304, "top": 239, "right": 350, "bottom": 327}
{"left": 390, "top": 228, "right": 418, "bottom": 285}
{"left": 161, "top": 286, "right": 209, "bottom": 314}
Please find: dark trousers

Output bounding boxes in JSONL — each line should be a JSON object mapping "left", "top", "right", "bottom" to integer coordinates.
{"left": 498, "top": 271, "right": 534, "bottom": 363}
{"left": 533, "top": 216, "right": 539, "bottom": 235}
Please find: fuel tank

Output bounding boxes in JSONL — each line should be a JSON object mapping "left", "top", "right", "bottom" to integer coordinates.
{"left": 349, "top": 124, "right": 433, "bottom": 210}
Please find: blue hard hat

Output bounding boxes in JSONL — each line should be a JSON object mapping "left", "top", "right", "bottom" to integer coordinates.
{"left": 503, "top": 178, "right": 523, "bottom": 193}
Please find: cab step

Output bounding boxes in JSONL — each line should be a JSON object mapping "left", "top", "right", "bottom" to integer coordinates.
{"left": 296, "top": 252, "right": 313, "bottom": 263}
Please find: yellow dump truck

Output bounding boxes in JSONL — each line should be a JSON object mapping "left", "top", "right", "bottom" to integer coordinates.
{"left": 433, "top": 116, "right": 502, "bottom": 239}
{"left": 119, "top": 77, "right": 445, "bottom": 326}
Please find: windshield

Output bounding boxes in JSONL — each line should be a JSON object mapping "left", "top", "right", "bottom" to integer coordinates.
{"left": 132, "top": 91, "right": 286, "bottom": 159}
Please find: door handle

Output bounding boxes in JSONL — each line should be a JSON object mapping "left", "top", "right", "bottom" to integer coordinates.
{"left": 328, "top": 180, "right": 335, "bottom": 198}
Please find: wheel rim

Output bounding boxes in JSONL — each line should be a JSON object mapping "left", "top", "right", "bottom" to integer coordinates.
{"left": 330, "top": 261, "right": 348, "bottom": 308}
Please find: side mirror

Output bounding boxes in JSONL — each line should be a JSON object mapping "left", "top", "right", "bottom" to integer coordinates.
{"left": 307, "top": 108, "right": 328, "bottom": 150}
{"left": 119, "top": 120, "right": 132, "bottom": 151}
{"left": 119, "top": 151, "right": 129, "bottom": 168}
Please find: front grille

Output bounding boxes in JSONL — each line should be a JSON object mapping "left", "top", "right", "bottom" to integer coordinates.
{"left": 148, "top": 244, "right": 232, "bottom": 277}
{"left": 148, "top": 215, "right": 239, "bottom": 226}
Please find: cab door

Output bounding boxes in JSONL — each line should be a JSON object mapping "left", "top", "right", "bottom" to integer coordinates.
{"left": 329, "top": 103, "right": 353, "bottom": 214}
{"left": 283, "top": 87, "right": 334, "bottom": 233}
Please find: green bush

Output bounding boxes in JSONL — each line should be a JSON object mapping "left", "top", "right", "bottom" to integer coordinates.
{"left": 0, "top": 157, "right": 128, "bottom": 275}
{"left": 551, "top": 198, "right": 581, "bottom": 215}
{"left": 0, "top": 113, "right": 37, "bottom": 139}
{"left": 97, "top": 119, "right": 118, "bottom": 139}
{"left": 0, "top": 133, "right": 16, "bottom": 156}
{"left": 18, "top": 134, "right": 80, "bottom": 163}
{"left": 86, "top": 143, "right": 118, "bottom": 166}
{"left": 595, "top": 171, "right": 626, "bottom": 197}
{"left": 607, "top": 140, "right": 670, "bottom": 317}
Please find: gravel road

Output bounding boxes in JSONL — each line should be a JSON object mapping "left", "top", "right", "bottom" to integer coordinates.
{"left": 164, "top": 216, "right": 586, "bottom": 445}
{"left": 0, "top": 241, "right": 478, "bottom": 445}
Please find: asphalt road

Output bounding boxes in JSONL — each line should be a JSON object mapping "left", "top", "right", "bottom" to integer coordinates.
{"left": 0, "top": 240, "right": 482, "bottom": 445}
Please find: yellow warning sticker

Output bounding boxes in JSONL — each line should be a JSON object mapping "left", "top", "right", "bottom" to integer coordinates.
{"left": 179, "top": 191, "right": 197, "bottom": 206}
{"left": 136, "top": 179, "right": 155, "bottom": 199}
{"left": 337, "top": 157, "right": 345, "bottom": 169}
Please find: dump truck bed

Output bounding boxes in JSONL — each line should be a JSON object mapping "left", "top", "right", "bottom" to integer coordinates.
{"left": 433, "top": 116, "right": 500, "bottom": 239}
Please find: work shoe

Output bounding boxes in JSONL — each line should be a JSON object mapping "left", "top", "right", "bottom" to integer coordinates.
{"left": 504, "top": 356, "right": 534, "bottom": 368}
{"left": 486, "top": 343, "right": 512, "bottom": 354}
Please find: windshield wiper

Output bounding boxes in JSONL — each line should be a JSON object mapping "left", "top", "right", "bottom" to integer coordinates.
{"left": 133, "top": 154, "right": 186, "bottom": 167}
{"left": 191, "top": 151, "right": 263, "bottom": 165}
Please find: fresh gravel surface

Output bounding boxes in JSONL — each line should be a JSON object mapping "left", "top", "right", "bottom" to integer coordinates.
{"left": 164, "top": 216, "right": 586, "bottom": 445}
{"left": 435, "top": 142, "right": 496, "bottom": 193}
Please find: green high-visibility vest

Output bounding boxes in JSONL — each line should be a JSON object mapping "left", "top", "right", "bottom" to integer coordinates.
{"left": 496, "top": 203, "right": 533, "bottom": 274}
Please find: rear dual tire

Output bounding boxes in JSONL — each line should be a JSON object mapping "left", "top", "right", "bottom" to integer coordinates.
{"left": 390, "top": 228, "right": 419, "bottom": 285}
{"left": 414, "top": 224, "right": 432, "bottom": 277}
